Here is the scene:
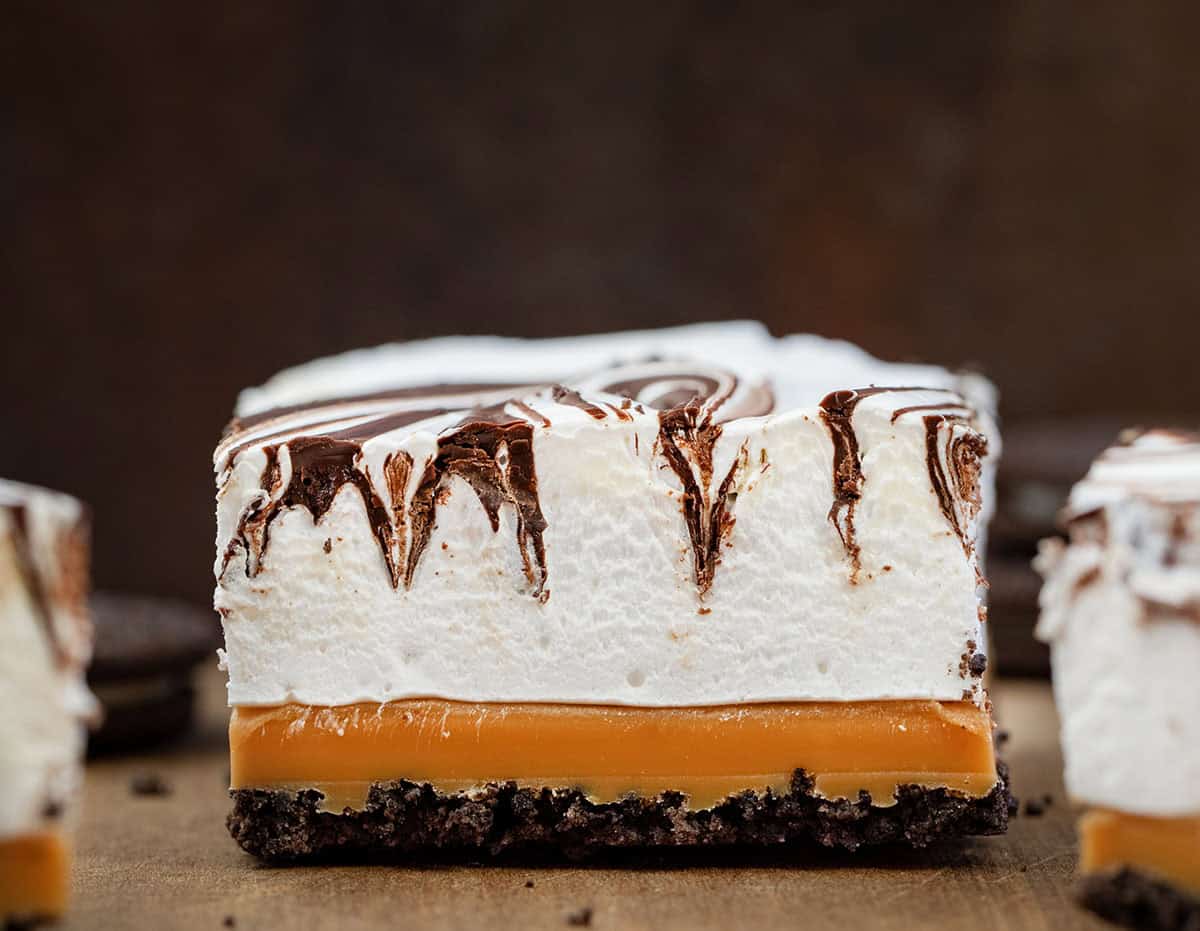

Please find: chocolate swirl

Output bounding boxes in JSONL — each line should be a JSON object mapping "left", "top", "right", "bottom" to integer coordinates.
{"left": 0, "top": 487, "right": 90, "bottom": 669}
{"left": 821, "top": 387, "right": 983, "bottom": 582}
{"left": 218, "top": 360, "right": 773, "bottom": 599}
{"left": 218, "top": 361, "right": 985, "bottom": 601}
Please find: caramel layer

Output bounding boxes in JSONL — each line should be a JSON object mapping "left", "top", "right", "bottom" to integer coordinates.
{"left": 0, "top": 833, "right": 70, "bottom": 921}
{"left": 230, "top": 699, "right": 998, "bottom": 812}
{"left": 1080, "top": 810, "right": 1200, "bottom": 895}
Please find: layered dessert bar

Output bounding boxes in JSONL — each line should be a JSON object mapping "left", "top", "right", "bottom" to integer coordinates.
{"left": 0, "top": 481, "right": 93, "bottom": 924}
{"left": 215, "top": 321, "right": 1012, "bottom": 859}
{"left": 1037, "top": 429, "right": 1200, "bottom": 929}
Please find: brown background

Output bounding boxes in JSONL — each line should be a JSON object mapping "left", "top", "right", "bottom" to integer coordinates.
{"left": 3, "top": 2, "right": 1199, "bottom": 606}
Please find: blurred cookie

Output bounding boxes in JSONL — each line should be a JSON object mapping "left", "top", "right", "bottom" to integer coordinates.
{"left": 88, "top": 592, "right": 219, "bottom": 754}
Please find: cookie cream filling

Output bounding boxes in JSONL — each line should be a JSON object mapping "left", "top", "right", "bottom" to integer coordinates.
{"left": 1037, "top": 429, "right": 1200, "bottom": 818}
{"left": 215, "top": 323, "right": 997, "bottom": 709}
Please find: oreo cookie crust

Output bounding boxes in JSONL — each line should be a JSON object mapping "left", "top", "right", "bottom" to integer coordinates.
{"left": 228, "top": 763, "right": 1013, "bottom": 861}
{"left": 1078, "top": 868, "right": 1200, "bottom": 931}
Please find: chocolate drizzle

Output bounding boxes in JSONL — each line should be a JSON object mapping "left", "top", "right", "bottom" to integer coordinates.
{"left": 6, "top": 505, "right": 66, "bottom": 665}
{"left": 282, "top": 438, "right": 402, "bottom": 586}
{"left": 2, "top": 500, "right": 89, "bottom": 668}
{"left": 604, "top": 374, "right": 721, "bottom": 412}
{"left": 406, "top": 418, "right": 548, "bottom": 599}
{"left": 216, "top": 360, "right": 777, "bottom": 600}
{"left": 221, "top": 446, "right": 280, "bottom": 578}
{"left": 550, "top": 385, "right": 607, "bottom": 420}
{"left": 820, "top": 388, "right": 923, "bottom": 582}
{"left": 923, "top": 414, "right": 986, "bottom": 557}
{"left": 657, "top": 402, "right": 747, "bottom": 597}
{"left": 890, "top": 402, "right": 972, "bottom": 424}
{"left": 820, "top": 387, "right": 985, "bottom": 582}
{"left": 225, "top": 439, "right": 402, "bottom": 587}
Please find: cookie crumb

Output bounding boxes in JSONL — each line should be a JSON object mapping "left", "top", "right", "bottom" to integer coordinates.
{"left": 524, "top": 880, "right": 534, "bottom": 889}
{"left": 130, "top": 772, "right": 171, "bottom": 797}
{"left": 323, "top": 539, "right": 332, "bottom": 554}
{"left": 566, "top": 906, "right": 593, "bottom": 927}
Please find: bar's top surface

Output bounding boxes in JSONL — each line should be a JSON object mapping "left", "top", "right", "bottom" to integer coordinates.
{"left": 1064, "top": 428, "right": 1200, "bottom": 519}
{"left": 214, "top": 322, "right": 997, "bottom": 708}
{"left": 0, "top": 479, "right": 93, "bottom": 840}
{"left": 1037, "top": 429, "right": 1200, "bottom": 817}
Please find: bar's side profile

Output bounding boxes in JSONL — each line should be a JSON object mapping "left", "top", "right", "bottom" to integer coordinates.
{"left": 1037, "top": 429, "right": 1200, "bottom": 930}
{"left": 0, "top": 481, "right": 94, "bottom": 924}
{"left": 215, "top": 322, "right": 1010, "bottom": 859}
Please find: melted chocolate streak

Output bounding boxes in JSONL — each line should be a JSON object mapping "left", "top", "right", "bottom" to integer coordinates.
{"left": 4, "top": 505, "right": 67, "bottom": 666}
{"left": 406, "top": 416, "right": 548, "bottom": 600}
{"left": 222, "top": 370, "right": 763, "bottom": 601}
{"left": 657, "top": 403, "right": 746, "bottom": 597}
{"left": 226, "top": 420, "right": 549, "bottom": 600}
{"left": 819, "top": 388, "right": 981, "bottom": 582}
{"left": 922, "top": 414, "right": 984, "bottom": 557}
{"left": 225, "top": 374, "right": 981, "bottom": 600}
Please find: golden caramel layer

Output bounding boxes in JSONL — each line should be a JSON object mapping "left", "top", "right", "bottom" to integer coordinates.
{"left": 1080, "top": 810, "right": 1200, "bottom": 895}
{"left": 0, "top": 833, "right": 70, "bottom": 921}
{"left": 230, "top": 699, "right": 998, "bottom": 812}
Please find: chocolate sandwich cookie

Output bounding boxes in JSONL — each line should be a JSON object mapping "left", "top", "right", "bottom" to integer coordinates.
{"left": 88, "top": 592, "right": 219, "bottom": 754}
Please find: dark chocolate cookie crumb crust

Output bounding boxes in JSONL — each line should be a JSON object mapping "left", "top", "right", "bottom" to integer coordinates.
{"left": 228, "top": 764, "right": 1013, "bottom": 862}
{"left": 1078, "top": 868, "right": 1200, "bottom": 931}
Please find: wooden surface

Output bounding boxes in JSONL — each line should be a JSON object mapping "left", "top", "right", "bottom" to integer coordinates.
{"left": 66, "top": 669, "right": 1111, "bottom": 931}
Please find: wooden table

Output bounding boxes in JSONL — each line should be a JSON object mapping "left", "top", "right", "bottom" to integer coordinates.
{"left": 67, "top": 669, "right": 1109, "bottom": 931}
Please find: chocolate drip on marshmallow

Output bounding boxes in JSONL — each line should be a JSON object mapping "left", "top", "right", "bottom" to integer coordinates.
{"left": 0, "top": 491, "right": 90, "bottom": 669}
{"left": 656, "top": 402, "right": 746, "bottom": 598}
{"left": 223, "top": 408, "right": 550, "bottom": 600}
{"left": 819, "top": 387, "right": 920, "bottom": 583}
{"left": 922, "top": 414, "right": 987, "bottom": 558}
{"left": 596, "top": 362, "right": 771, "bottom": 597}
{"left": 406, "top": 415, "right": 548, "bottom": 600}
{"left": 218, "top": 359, "right": 779, "bottom": 599}
{"left": 6, "top": 505, "right": 65, "bottom": 665}
{"left": 821, "top": 387, "right": 983, "bottom": 582}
